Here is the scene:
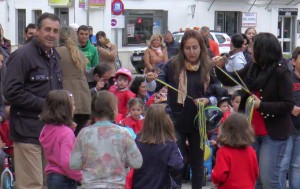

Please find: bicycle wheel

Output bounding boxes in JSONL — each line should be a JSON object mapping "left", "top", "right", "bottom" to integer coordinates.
{"left": 2, "top": 172, "right": 12, "bottom": 189}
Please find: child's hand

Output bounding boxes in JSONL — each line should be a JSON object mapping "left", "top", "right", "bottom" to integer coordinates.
{"left": 71, "top": 122, "right": 77, "bottom": 131}
{"left": 212, "top": 55, "right": 226, "bottom": 67}
{"left": 210, "top": 140, "right": 217, "bottom": 146}
{"left": 145, "top": 72, "right": 157, "bottom": 82}
{"left": 0, "top": 143, "right": 6, "bottom": 148}
{"left": 292, "top": 106, "right": 300, "bottom": 116}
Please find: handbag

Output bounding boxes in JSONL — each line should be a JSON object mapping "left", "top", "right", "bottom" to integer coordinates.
{"left": 115, "top": 51, "right": 122, "bottom": 71}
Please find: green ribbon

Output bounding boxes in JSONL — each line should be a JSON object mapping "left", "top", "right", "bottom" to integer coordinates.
{"left": 197, "top": 101, "right": 207, "bottom": 150}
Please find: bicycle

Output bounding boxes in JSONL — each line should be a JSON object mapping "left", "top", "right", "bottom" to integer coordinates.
{"left": 0, "top": 146, "right": 14, "bottom": 189}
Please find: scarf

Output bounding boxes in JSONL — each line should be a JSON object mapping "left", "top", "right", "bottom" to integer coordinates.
{"left": 151, "top": 46, "right": 163, "bottom": 57}
{"left": 177, "top": 60, "right": 201, "bottom": 105}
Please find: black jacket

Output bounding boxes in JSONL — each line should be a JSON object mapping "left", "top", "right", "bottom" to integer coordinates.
{"left": 156, "top": 61, "right": 211, "bottom": 133}
{"left": 3, "top": 38, "right": 62, "bottom": 144}
{"left": 216, "top": 61, "right": 295, "bottom": 140}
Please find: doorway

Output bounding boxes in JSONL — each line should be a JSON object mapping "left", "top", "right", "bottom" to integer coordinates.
{"left": 54, "top": 8, "right": 69, "bottom": 27}
{"left": 278, "top": 16, "right": 296, "bottom": 53}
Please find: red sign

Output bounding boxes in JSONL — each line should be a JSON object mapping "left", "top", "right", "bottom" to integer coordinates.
{"left": 111, "top": 0, "right": 124, "bottom": 15}
{"left": 111, "top": 19, "right": 117, "bottom": 27}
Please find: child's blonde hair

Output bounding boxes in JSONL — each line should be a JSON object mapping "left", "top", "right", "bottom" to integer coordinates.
{"left": 139, "top": 104, "right": 176, "bottom": 144}
{"left": 218, "top": 113, "right": 255, "bottom": 148}
{"left": 128, "top": 98, "right": 144, "bottom": 111}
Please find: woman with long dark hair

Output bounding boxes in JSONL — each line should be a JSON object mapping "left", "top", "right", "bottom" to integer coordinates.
{"left": 147, "top": 30, "right": 213, "bottom": 189}
{"left": 215, "top": 32, "right": 294, "bottom": 189}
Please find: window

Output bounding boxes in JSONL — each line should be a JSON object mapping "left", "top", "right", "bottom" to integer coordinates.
{"left": 33, "top": 10, "right": 42, "bottom": 24}
{"left": 17, "top": 9, "right": 26, "bottom": 45}
{"left": 122, "top": 10, "right": 168, "bottom": 46}
{"left": 54, "top": 8, "right": 69, "bottom": 27}
{"left": 215, "top": 11, "right": 241, "bottom": 36}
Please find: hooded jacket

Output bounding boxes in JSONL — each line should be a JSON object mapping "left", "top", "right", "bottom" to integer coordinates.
{"left": 39, "top": 124, "right": 82, "bottom": 182}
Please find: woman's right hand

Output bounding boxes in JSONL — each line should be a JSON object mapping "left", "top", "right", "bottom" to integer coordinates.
{"left": 145, "top": 72, "right": 157, "bottom": 82}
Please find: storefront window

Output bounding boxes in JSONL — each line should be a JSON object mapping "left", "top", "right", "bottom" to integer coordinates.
{"left": 123, "top": 10, "right": 168, "bottom": 46}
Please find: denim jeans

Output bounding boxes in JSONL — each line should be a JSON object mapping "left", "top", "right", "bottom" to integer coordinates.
{"left": 252, "top": 135, "right": 292, "bottom": 189}
{"left": 47, "top": 172, "right": 78, "bottom": 189}
{"left": 289, "top": 133, "right": 300, "bottom": 189}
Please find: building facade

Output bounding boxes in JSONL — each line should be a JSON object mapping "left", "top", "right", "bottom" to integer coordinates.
{"left": 0, "top": 0, "right": 299, "bottom": 70}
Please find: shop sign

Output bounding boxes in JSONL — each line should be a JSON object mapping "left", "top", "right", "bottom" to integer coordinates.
{"left": 79, "top": 0, "right": 105, "bottom": 9}
{"left": 279, "top": 8, "right": 298, "bottom": 16}
{"left": 48, "top": 0, "right": 72, "bottom": 7}
{"left": 242, "top": 12, "right": 257, "bottom": 27}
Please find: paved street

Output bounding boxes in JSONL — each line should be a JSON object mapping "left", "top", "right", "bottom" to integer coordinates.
{"left": 182, "top": 181, "right": 213, "bottom": 189}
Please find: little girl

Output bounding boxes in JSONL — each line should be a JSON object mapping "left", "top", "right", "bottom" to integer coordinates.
{"left": 132, "top": 104, "right": 184, "bottom": 189}
{"left": 109, "top": 68, "right": 136, "bottom": 118}
{"left": 70, "top": 91, "right": 143, "bottom": 189}
{"left": 230, "top": 90, "right": 241, "bottom": 112}
{"left": 212, "top": 113, "right": 259, "bottom": 189}
{"left": 121, "top": 98, "right": 145, "bottom": 134}
{"left": 39, "top": 90, "right": 82, "bottom": 189}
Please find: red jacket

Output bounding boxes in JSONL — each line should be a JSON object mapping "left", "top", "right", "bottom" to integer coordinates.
{"left": 109, "top": 87, "right": 136, "bottom": 118}
{"left": 212, "top": 146, "right": 259, "bottom": 189}
{"left": 121, "top": 116, "right": 143, "bottom": 134}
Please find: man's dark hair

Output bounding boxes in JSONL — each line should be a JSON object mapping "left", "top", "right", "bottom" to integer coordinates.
{"left": 77, "top": 25, "right": 89, "bottom": 33}
{"left": 37, "top": 13, "right": 60, "bottom": 29}
{"left": 25, "top": 23, "right": 36, "bottom": 33}
{"left": 93, "top": 63, "right": 112, "bottom": 77}
{"left": 231, "top": 34, "right": 244, "bottom": 49}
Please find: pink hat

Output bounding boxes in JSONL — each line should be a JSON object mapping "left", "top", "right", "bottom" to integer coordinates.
{"left": 115, "top": 68, "right": 132, "bottom": 82}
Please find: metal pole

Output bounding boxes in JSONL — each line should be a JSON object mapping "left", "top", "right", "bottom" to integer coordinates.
{"left": 87, "top": 0, "right": 90, "bottom": 26}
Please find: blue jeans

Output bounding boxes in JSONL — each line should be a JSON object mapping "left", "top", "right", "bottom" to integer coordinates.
{"left": 47, "top": 172, "right": 78, "bottom": 189}
{"left": 289, "top": 133, "right": 300, "bottom": 189}
{"left": 252, "top": 136, "right": 292, "bottom": 189}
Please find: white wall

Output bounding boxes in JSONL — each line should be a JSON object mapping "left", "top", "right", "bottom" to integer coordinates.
{"left": 1, "top": 0, "right": 300, "bottom": 69}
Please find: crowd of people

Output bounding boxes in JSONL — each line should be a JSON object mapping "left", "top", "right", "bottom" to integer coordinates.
{"left": 0, "top": 11, "right": 299, "bottom": 189}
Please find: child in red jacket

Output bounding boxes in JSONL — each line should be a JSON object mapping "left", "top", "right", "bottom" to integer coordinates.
{"left": 109, "top": 68, "right": 136, "bottom": 118}
{"left": 212, "top": 113, "right": 259, "bottom": 189}
{"left": 121, "top": 98, "right": 144, "bottom": 134}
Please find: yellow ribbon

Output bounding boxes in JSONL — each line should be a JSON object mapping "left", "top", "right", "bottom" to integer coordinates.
{"left": 155, "top": 78, "right": 193, "bottom": 99}
{"left": 245, "top": 96, "right": 255, "bottom": 123}
{"left": 215, "top": 66, "right": 251, "bottom": 95}
{"left": 198, "top": 101, "right": 207, "bottom": 150}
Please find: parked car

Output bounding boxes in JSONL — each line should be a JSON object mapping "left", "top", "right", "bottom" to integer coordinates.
{"left": 130, "top": 31, "right": 231, "bottom": 74}
{"left": 173, "top": 31, "right": 231, "bottom": 55}
{"left": 130, "top": 47, "right": 147, "bottom": 74}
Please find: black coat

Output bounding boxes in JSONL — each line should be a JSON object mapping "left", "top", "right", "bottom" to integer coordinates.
{"left": 3, "top": 38, "right": 63, "bottom": 144}
{"left": 215, "top": 61, "right": 295, "bottom": 140}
